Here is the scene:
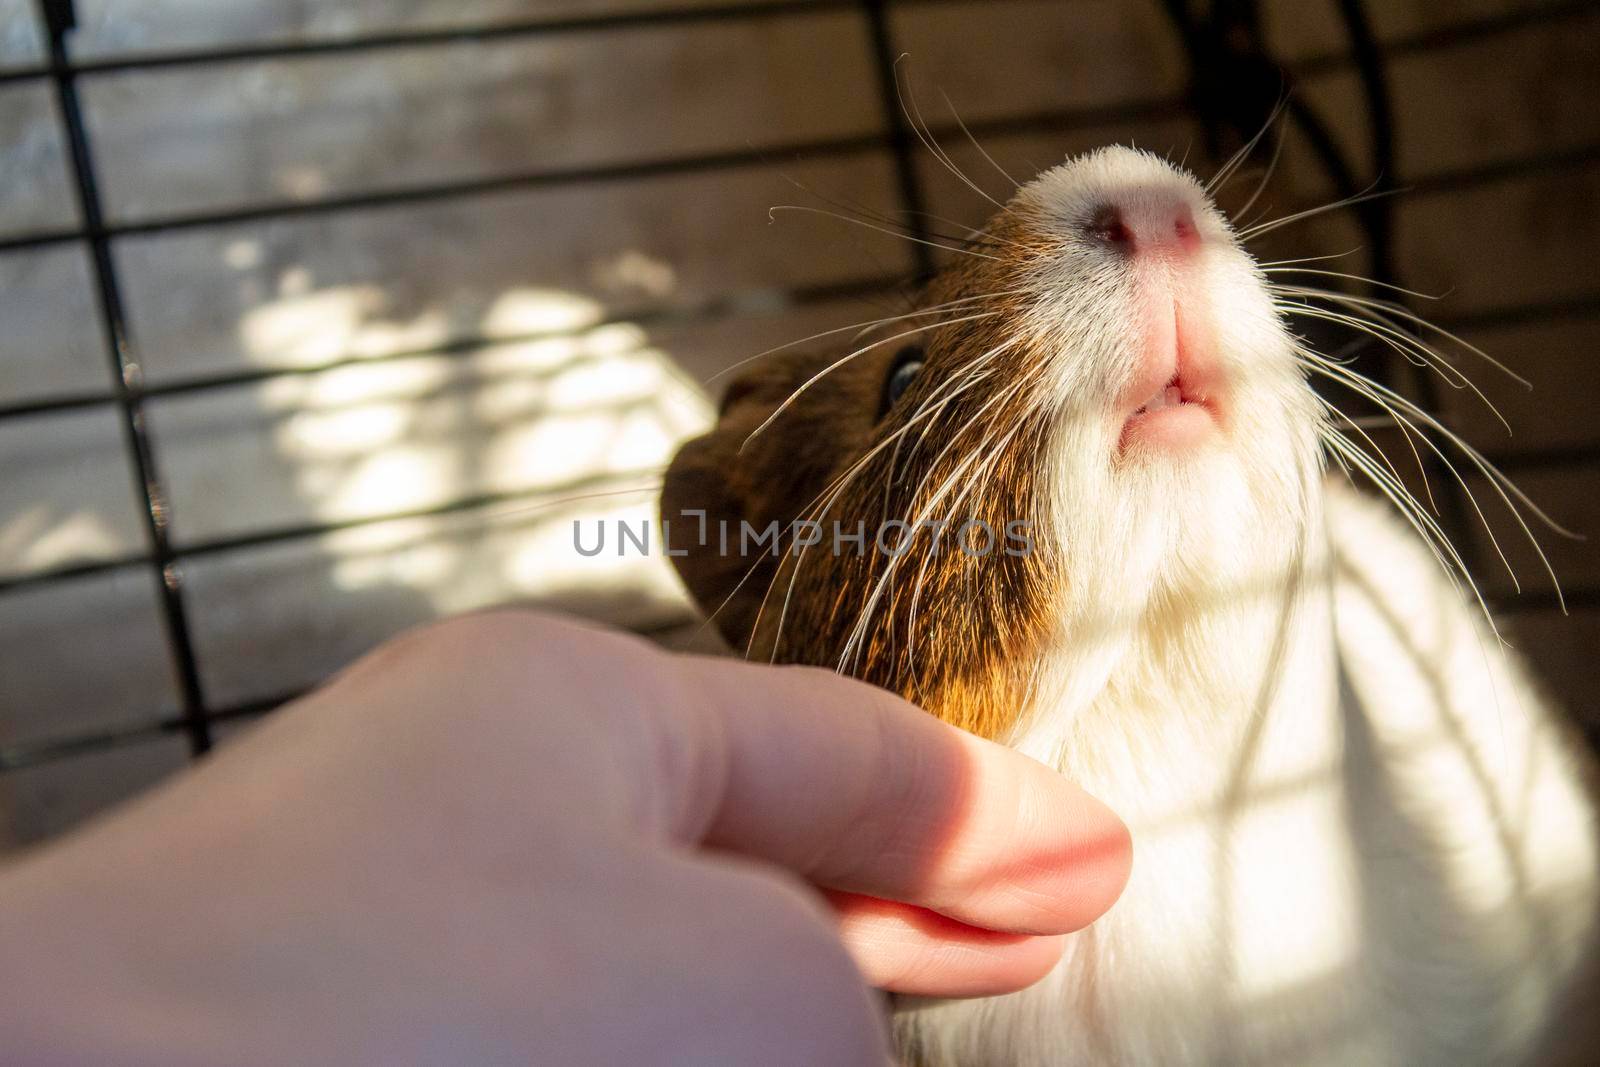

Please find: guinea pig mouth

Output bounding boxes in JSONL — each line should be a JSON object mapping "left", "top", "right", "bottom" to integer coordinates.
{"left": 1118, "top": 372, "right": 1222, "bottom": 454}
{"left": 1113, "top": 295, "right": 1226, "bottom": 454}
{"left": 1131, "top": 375, "right": 1193, "bottom": 415}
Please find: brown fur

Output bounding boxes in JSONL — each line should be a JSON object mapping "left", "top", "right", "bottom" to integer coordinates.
{"left": 663, "top": 226, "right": 1071, "bottom": 742}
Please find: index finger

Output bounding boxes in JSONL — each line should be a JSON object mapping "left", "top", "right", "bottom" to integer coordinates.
{"left": 661, "top": 652, "right": 1131, "bottom": 937}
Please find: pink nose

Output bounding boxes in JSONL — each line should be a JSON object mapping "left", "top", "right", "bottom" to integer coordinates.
{"left": 1084, "top": 201, "right": 1200, "bottom": 255}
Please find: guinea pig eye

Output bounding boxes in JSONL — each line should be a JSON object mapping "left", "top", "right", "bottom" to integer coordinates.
{"left": 880, "top": 345, "right": 925, "bottom": 418}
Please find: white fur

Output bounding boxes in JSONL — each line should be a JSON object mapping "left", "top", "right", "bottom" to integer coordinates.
{"left": 897, "top": 149, "right": 1599, "bottom": 1065}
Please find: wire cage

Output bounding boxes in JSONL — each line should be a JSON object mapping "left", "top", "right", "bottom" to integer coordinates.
{"left": 1, "top": 0, "right": 1597, "bottom": 845}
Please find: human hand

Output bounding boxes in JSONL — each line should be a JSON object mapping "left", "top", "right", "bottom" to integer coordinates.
{"left": 0, "top": 611, "right": 1129, "bottom": 1066}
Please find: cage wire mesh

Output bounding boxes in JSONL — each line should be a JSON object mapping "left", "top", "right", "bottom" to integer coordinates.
{"left": 1, "top": 0, "right": 1597, "bottom": 843}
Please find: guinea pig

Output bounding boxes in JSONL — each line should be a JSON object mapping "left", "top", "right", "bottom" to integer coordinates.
{"left": 661, "top": 146, "right": 1600, "bottom": 1066}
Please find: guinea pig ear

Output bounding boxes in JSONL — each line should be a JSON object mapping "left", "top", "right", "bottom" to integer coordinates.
{"left": 660, "top": 365, "right": 793, "bottom": 654}
{"left": 661, "top": 432, "right": 767, "bottom": 653}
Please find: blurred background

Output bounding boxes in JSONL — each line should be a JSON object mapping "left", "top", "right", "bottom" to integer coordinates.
{"left": 1, "top": 0, "right": 1596, "bottom": 847}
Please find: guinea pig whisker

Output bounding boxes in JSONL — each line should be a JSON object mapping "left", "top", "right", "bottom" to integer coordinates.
{"left": 1340, "top": 413, "right": 1427, "bottom": 430}
{"left": 896, "top": 342, "right": 1030, "bottom": 511}
{"left": 1306, "top": 343, "right": 1577, "bottom": 573}
{"left": 893, "top": 56, "right": 1010, "bottom": 214}
{"left": 892, "top": 405, "right": 1035, "bottom": 685}
{"left": 1232, "top": 119, "right": 1289, "bottom": 225}
{"left": 1301, "top": 355, "right": 1570, "bottom": 612}
{"left": 730, "top": 350, "right": 1008, "bottom": 661}
{"left": 1337, "top": 364, "right": 1577, "bottom": 542}
{"left": 939, "top": 86, "right": 1023, "bottom": 193}
{"left": 706, "top": 290, "right": 1027, "bottom": 385}
{"left": 1319, "top": 423, "right": 1490, "bottom": 627}
{"left": 1277, "top": 303, "right": 1507, "bottom": 437}
{"left": 1254, "top": 248, "right": 1367, "bottom": 270}
{"left": 1274, "top": 290, "right": 1500, "bottom": 397}
{"left": 1204, "top": 95, "right": 1290, "bottom": 199}
{"left": 1312, "top": 354, "right": 1445, "bottom": 516}
{"left": 741, "top": 310, "right": 1003, "bottom": 451}
{"left": 1311, "top": 387, "right": 1473, "bottom": 582}
{"left": 882, "top": 364, "right": 1007, "bottom": 502}
{"left": 1275, "top": 285, "right": 1529, "bottom": 389}
{"left": 841, "top": 363, "right": 1035, "bottom": 677}
{"left": 914, "top": 218, "right": 1025, "bottom": 259}
{"left": 432, "top": 476, "right": 667, "bottom": 523}
{"left": 902, "top": 400, "right": 1046, "bottom": 689}
{"left": 1261, "top": 266, "right": 1444, "bottom": 304}
{"left": 758, "top": 338, "right": 1022, "bottom": 673}
{"left": 694, "top": 315, "right": 1017, "bottom": 655}
{"left": 1318, "top": 398, "right": 1418, "bottom": 505}
{"left": 802, "top": 350, "right": 1004, "bottom": 536}
{"left": 767, "top": 205, "right": 1003, "bottom": 262}
{"left": 1237, "top": 182, "right": 1402, "bottom": 243}
{"left": 844, "top": 437, "right": 991, "bottom": 677}
{"left": 1320, "top": 420, "right": 1495, "bottom": 635}
{"left": 779, "top": 351, "right": 1017, "bottom": 661}
{"left": 1277, "top": 299, "right": 1514, "bottom": 436}
{"left": 771, "top": 169, "right": 1019, "bottom": 254}
{"left": 902, "top": 211, "right": 1021, "bottom": 253}
{"left": 897, "top": 361, "right": 1030, "bottom": 523}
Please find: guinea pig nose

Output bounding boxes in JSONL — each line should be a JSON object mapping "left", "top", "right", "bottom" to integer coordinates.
{"left": 1170, "top": 205, "right": 1200, "bottom": 250}
{"left": 1085, "top": 204, "right": 1133, "bottom": 249}
{"left": 1084, "top": 202, "right": 1201, "bottom": 255}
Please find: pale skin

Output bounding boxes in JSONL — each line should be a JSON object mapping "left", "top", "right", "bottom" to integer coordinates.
{"left": 0, "top": 611, "right": 1131, "bottom": 1066}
